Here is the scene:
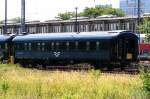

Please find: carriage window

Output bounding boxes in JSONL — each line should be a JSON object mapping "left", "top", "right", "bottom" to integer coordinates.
{"left": 90, "top": 41, "right": 96, "bottom": 51}
{"left": 56, "top": 42, "right": 59, "bottom": 51}
{"left": 86, "top": 41, "right": 90, "bottom": 51}
{"left": 42, "top": 43, "right": 45, "bottom": 51}
{"left": 99, "top": 41, "right": 109, "bottom": 49}
{"left": 0, "top": 44, "right": 4, "bottom": 49}
{"left": 29, "top": 43, "right": 31, "bottom": 51}
{"left": 1, "top": 44, "right": 5, "bottom": 49}
{"left": 24, "top": 43, "right": 28, "bottom": 51}
{"left": 78, "top": 42, "right": 86, "bottom": 51}
{"left": 51, "top": 42, "right": 54, "bottom": 51}
{"left": 45, "top": 43, "right": 50, "bottom": 51}
{"left": 69, "top": 42, "right": 76, "bottom": 51}
{"left": 37, "top": 43, "right": 41, "bottom": 51}
{"left": 96, "top": 41, "right": 100, "bottom": 51}
{"left": 75, "top": 41, "right": 78, "bottom": 51}
{"left": 5, "top": 43, "right": 8, "bottom": 50}
{"left": 31, "top": 43, "right": 37, "bottom": 51}
{"left": 17, "top": 43, "right": 24, "bottom": 50}
{"left": 59, "top": 42, "right": 66, "bottom": 51}
{"left": 15, "top": 44, "right": 18, "bottom": 50}
{"left": 66, "top": 42, "right": 69, "bottom": 51}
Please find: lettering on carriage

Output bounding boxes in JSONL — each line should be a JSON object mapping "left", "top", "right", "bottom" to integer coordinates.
{"left": 53, "top": 52, "right": 61, "bottom": 57}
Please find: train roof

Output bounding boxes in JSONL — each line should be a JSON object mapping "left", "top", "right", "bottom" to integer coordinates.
{"left": 0, "top": 35, "right": 13, "bottom": 42}
{"left": 12, "top": 31, "right": 137, "bottom": 42}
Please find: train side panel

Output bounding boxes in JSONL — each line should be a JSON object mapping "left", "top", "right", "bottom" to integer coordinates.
{"left": 12, "top": 31, "right": 139, "bottom": 70}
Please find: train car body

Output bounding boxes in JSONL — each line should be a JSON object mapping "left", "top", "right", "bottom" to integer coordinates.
{"left": 12, "top": 31, "right": 138, "bottom": 69}
{"left": 137, "top": 34, "right": 150, "bottom": 60}
{"left": 0, "top": 35, "right": 15, "bottom": 63}
{"left": 139, "top": 44, "right": 150, "bottom": 60}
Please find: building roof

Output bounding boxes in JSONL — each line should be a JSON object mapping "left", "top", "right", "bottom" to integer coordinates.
{"left": 1, "top": 16, "right": 150, "bottom": 26}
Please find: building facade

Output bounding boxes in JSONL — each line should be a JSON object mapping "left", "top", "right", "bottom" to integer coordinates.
{"left": 120, "top": 0, "right": 150, "bottom": 16}
{"left": 0, "top": 16, "right": 149, "bottom": 34}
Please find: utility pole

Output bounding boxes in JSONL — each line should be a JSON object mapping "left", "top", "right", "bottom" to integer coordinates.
{"left": 21, "top": 0, "right": 26, "bottom": 34}
{"left": 137, "top": 0, "right": 141, "bottom": 25}
{"left": 137, "top": 0, "right": 141, "bottom": 61}
{"left": 4, "top": 0, "right": 7, "bottom": 34}
{"left": 75, "top": 7, "right": 78, "bottom": 32}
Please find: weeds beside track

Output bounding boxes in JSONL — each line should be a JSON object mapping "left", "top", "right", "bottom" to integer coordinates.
{"left": 0, "top": 64, "right": 149, "bottom": 99}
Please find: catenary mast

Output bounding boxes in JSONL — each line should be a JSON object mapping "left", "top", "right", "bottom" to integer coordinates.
{"left": 4, "top": 0, "right": 7, "bottom": 34}
{"left": 21, "top": 0, "right": 26, "bottom": 33}
{"left": 137, "top": 0, "right": 141, "bottom": 25}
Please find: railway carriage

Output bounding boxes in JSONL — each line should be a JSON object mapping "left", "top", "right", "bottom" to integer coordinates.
{"left": 0, "top": 35, "right": 14, "bottom": 63}
{"left": 12, "top": 31, "right": 138, "bottom": 69}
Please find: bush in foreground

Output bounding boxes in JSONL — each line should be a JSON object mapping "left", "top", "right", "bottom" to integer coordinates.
{"left": 0, "top": 64, "right": 148, "bottom": 99}
{"left": 140, "top": 69, "right": 150, "bottom": 96}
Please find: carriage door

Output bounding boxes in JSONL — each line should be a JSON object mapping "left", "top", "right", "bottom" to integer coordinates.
{"left": 122, "top": 38, "right": 134, "bottom": 62}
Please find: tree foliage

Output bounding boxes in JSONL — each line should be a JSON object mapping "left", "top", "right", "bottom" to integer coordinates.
{"left": 80, "top": 5, "right": 124, "bottom": 18}
{"left": 57, "top": 12, "right": 74, "bottom": 20}
{"left": 0, "top": 21, "right": 3, "bottom": 24}
{"left": 140, "top": 71, "right": 150, "bottom": 95}
{"left": 56, "top": 5, "right": 125, "bottom": 20}
{"left": 10, "top": 17, "right": 21, "bottom": 23}
{"left": 0, "top": 17, "right": 21, "bottom": 24}
{"left": 137, "top": 18, "right": 150, "bottom": 42}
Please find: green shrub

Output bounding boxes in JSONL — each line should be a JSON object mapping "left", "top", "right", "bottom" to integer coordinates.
{"left": 1, "top": 80, "right": 9, "bottom": 95}
{"left": 140, "top": 71, "right": 150, "bottom": 95}
{"left": 0, "top": 64, "right": 148, "bottom": 99}
{"left": 90, "top": 69, "right": 101, "bottom": 79}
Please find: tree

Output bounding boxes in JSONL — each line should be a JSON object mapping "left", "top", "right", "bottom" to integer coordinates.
{"left": 137, "top": 18, "right": 150, "bottom": 42}
{"left": 0, "top": 17, "right": 21, "bottom": 24}
{"left": 84, "top": 5, "right": 125, "bottom": 18}
{"left": 0, "top": 21, "right": 3, "bottom": 24}
{"left": 56, "top": 5, "right": 125, "bottom": 20}
{"left": 57, "top": 12, "right": 74, "bottom": 20}
{"left": 10, "top": 17, "right": 21, "bottom": 23}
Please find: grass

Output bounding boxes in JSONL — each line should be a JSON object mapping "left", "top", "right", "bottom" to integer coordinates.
{"left": 0, "top": 64, "right": 149, "bottom": 99}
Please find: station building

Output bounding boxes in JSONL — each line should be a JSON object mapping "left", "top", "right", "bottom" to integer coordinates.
{"left": 0, "top": 16, "right": 149, "bottom": 34}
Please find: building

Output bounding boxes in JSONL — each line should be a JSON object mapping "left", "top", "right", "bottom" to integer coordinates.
{"left": 120, "top": 0, "right": 150, "bottom": 16}
{"left": 0, "top": 16, "right": 149, "bottom": 34}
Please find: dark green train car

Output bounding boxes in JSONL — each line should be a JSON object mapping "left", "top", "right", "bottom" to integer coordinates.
{"left": 12, "top": 30, "right": 138, "bottom": 69}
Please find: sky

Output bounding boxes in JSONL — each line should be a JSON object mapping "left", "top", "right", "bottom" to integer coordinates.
{"left": 0, "top": 0, "right": 119, "bottom": 21}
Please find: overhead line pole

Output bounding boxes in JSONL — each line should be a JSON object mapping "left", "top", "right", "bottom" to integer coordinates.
{"left": 4, "top": 0, "right": 7, "bottom": 34}
{"left": 137, "top": 0, "right": 141, "bottom": 61}
{"left": 137, "top": 0, "right": 141, "bottom": 25}
{"left": 21, "top": 0, "right": 26, "bottom": 34}
{"left": 75, "top": 7, "right": 78, "bottom": 32}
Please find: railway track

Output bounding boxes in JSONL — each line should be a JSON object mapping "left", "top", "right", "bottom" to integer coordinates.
{"left": 37, "top": 64, "right": 94, "bottom": 71}
{"left": 35, "top": 62, "right": 150, "bottom": 74}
